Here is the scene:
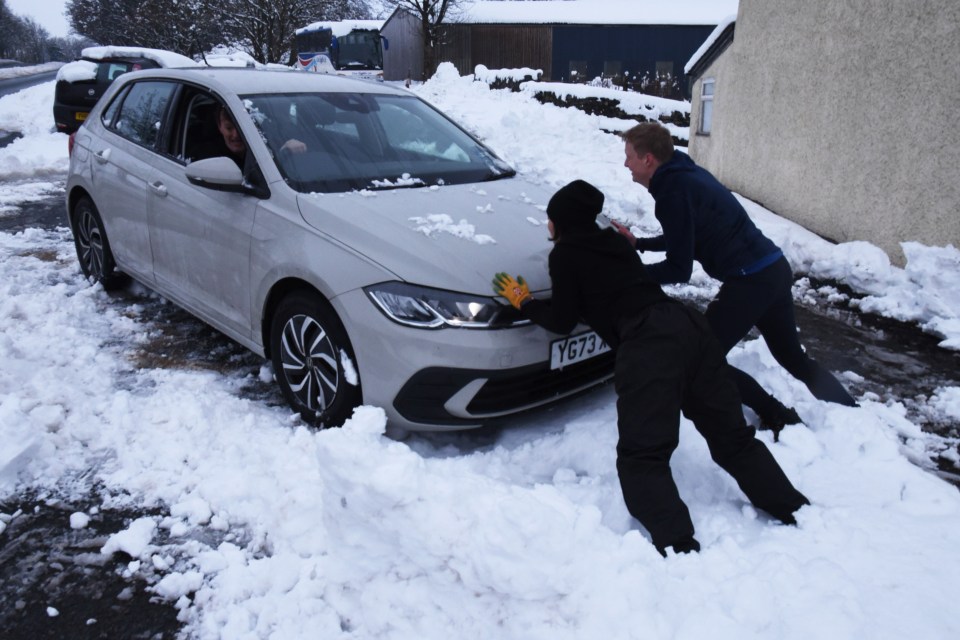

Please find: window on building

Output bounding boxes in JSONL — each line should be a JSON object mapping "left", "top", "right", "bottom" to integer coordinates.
{"left": 699, "top": 78, "right": 715, "bottom": 134}
{"left": 603, "top": 60, "right": 621, "bottom": 78}
{"left": 568, "top": 60, "right": 587, "bottom": 82}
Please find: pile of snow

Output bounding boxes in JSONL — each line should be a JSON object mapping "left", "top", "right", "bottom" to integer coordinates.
{"left": 0, "top": 62, "right": 64, "bottom": 81}
{"left": 519, "top": 78, "right": 691, "bottom": 138}
{"left": 1, "top": 64, "right": 959, "bottom": 639}
{"left": 473, "top": 64, "right": 542, "bottom": 84}
{"left": 0, "top": 82, "right": 69, "bottom": 179}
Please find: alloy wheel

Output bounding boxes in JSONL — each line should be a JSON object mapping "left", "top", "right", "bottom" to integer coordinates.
{"left": 76, "top": 206, "right": 106, "bottom": 281}
{"left": 279, "top": 313, "right": 340, "bottom": 415}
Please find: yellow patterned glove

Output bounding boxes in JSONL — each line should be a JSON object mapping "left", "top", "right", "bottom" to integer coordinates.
{"left": 492, "top": 272, "right": 532, "bottom": 309}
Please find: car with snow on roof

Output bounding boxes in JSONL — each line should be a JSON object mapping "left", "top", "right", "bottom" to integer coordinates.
{"left": 53, "top": 46, "right": 199, "bottom": 134}
{"left": 65, "top": 67, "right": 614, "bottom": 431}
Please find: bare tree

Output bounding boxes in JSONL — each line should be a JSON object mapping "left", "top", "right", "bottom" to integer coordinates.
{"left": 49, "top": 35, "right": 96, "bottom": 61}
{"left": 1, "top": 0, "right": 56, "bottom": 63}
{"left": 1, "top": 0, "right": 23, "bottom": 60}
{"left": 391, "top": 1, "right": 459, "bottom": 78}
{"left": 18, "top": 17, "right": 50, "bottom": 62}
{"left": 222, "top": 0, "right": 369, "bottom": 65}
{"left": 66, "top": 0, "right": 369, "bottom": 64}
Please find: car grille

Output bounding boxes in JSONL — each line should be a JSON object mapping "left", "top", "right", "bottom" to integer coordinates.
{"left": 393, "top": 352, "right": 615, "bottom": 426}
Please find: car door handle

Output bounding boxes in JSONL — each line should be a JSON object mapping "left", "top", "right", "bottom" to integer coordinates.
{"left": 149, "top": 181, "right": 168, "bottom": 197}
{"left": 94, "top": 149, "right": 111, "bottom": 164}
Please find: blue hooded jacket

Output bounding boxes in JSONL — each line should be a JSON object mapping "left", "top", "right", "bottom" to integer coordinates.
{"left": 637, "top": 151, "right": 781, "bottom": 284}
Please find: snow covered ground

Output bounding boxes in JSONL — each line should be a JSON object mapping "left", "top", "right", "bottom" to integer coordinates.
{"left": 1, "top": 65, "right": 960, "bottom": 639}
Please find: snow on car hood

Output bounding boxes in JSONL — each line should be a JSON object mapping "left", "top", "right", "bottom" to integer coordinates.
{"left": 297, "top": 179, "right": 558, "bottom": 296}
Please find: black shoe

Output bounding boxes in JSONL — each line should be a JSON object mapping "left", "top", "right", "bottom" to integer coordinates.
{"left": 770, "top": 495, "right": 811, "bottom": 526}
{"left": 758, "top": 402, "right": 801, "bottom": 442}
{"left": 656, "top": 536, "right": 701, "bottom": 558}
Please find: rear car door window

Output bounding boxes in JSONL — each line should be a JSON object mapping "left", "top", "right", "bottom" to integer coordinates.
{"left": 110, "top": 81, "right": 177, "bottom": 149}
{"left": 99, "top": 62, "right": 133, "bottom": 82}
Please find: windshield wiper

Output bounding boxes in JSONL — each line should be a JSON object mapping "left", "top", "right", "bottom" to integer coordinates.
{"left": 482, "top": 168, "right": 516, "bottom": 182}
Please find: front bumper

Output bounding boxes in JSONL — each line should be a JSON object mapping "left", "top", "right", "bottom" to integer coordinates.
{"left": 334, "top": 288, "right": 614, "bottom": 431}
{"left": 393, "top": 354, "right": 615, "bottom": 427}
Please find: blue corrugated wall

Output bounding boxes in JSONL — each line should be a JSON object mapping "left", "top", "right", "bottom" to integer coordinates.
{"left": 551, "top": 25, "right": 715, "bottom": 97}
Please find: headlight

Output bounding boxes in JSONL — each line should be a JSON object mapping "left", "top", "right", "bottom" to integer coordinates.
{"left": 364, "top": 281, "right": 527, "bottom": 329}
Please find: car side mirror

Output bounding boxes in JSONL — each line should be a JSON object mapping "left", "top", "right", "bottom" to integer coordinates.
{"left": 185, "top": 157, "right": 247, "bottom": 192}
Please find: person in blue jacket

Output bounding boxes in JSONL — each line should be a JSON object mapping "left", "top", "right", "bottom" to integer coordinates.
{"left": 613, "top": 123, "right": 857, "bottom": 434}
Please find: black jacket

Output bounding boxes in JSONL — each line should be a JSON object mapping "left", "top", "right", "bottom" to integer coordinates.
{"left": 638, "top": 151, "right": 781, "bottom": 283}
{"left": 521, "top": 227, "right": 669, "bottom": 349}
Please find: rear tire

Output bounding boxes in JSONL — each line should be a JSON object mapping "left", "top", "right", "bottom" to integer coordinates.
{"left": 71, "top": 196, "right": 127, "bottom": 290}
{"left": 270, "top": 291, "right": 362, "bottom": 428}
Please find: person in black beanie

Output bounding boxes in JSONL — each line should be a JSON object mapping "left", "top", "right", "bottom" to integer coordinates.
{"left": 493, "top": 179, "right": 809, "bottom": 557}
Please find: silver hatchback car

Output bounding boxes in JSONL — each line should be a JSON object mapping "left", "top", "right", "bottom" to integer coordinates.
{"left": 66, "top": 67, "right": 613, "bottom": 430}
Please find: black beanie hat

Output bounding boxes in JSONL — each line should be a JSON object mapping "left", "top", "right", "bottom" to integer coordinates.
{"left": 547, "top": 180, "right": 604, "bottom": 234}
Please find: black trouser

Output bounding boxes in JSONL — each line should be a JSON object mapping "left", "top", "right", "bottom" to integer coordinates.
{"left": 705, "top": 257, "right": 857, "bottom": 418}
{"left": 614, "top": 301, "right": 809, "bottom": 549}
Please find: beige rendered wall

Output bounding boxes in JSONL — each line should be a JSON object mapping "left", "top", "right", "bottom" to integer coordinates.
{"left": 688, "top": 43, "right": 734, "bottom": 176}
{"left": 689, "top": 0, "right": 960, "bottom": 266}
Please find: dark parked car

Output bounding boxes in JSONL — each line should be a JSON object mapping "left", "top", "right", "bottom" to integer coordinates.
{"left": 53, "top": 46, "right": 197, "bottom": 134}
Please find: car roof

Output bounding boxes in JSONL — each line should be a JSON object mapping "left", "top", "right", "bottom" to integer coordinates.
{"left": 80, "top": 46, "right": 199, "bottom": 68}
{"left": 120, "top": 67, "right": 411, "bottom": 96}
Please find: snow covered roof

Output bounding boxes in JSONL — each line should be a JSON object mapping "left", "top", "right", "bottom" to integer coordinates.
{"left": 79, "top": 46, "right": 199, "bottom": 68}
{"left": 296, "top": 19, "right": 386, "bottom": 37}
{"left": 454, "top": 0, "right": 739, "bottom": 26}
{"left": 56, "top": 59, "right": 98, "bottom": 83}
{"left": 684, "top": 15, "right": 736, "bottom": 76}
{"left": 55, "top": 46, "right": 200, "bottom": 82}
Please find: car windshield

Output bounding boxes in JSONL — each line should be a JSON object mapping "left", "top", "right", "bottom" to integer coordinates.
{"left": 241, "top": 92, "right": 515, "bottom": 193}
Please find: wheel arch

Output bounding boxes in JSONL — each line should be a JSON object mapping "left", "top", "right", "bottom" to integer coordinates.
{"left": 260, "top": 277, "right": 340, "bottom": 360}
{"left": 66, "top": 186, "right": 94, "bottom": 227}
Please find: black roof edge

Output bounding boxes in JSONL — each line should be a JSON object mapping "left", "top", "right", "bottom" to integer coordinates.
{"left": 686, "top": 21, "right": 736, "bottom": 82}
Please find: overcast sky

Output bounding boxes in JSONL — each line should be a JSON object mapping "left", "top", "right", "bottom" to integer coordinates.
{"left": 7, "top": 0, "right": 70, "bottom": 38}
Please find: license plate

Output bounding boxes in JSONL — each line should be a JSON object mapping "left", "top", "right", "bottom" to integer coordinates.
{"left": 550, "top": 331, "right": 611, "bottom": 370}
{"left": 75, "top": 112, "right": 88, "bottom": 121}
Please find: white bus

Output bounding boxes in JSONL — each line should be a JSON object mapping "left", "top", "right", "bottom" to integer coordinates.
{"left": 295, "top": 20, "right": 386, "bottom": 82}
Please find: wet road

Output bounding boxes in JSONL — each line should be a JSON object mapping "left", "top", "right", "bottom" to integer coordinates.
{"left": 0, "top": 70, "right": 59, "bottom": 95}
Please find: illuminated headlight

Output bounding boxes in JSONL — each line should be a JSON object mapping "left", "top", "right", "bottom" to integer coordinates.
{"left": 364, "top": 281, "right": 527, "bottom": 329}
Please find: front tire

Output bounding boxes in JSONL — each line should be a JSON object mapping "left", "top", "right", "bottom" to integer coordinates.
{"left": 270, "top": 291, "right": 362, "bottom": 428}
{"left": 71, "top": 196, "right": 126, "bottom": 290}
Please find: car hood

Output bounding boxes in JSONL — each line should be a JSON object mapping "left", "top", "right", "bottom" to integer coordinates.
{"left": 296, "top": 179, "right": 557, "bottom": 295}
